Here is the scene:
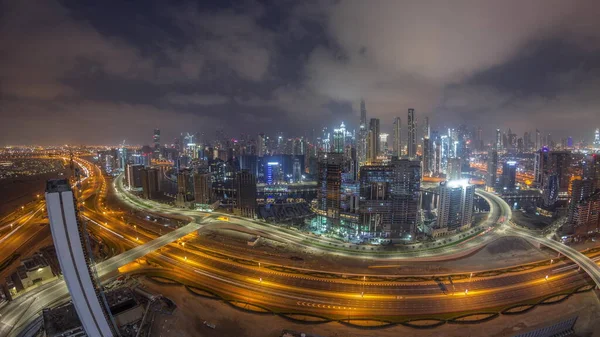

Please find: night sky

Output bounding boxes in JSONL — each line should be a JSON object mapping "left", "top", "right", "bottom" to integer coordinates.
{"left": 1, "top": 0, "right": 600, "bottom": 145}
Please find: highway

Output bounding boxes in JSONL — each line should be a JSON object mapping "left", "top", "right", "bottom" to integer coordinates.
{"left": 0, "top": 159, "right": 598, "bottom": 337}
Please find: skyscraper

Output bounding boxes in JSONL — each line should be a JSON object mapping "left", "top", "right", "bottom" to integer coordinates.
{"left": 447, "top": 158, "right": 462, "bottom": 181}
{"left": 257, "top": 133, "right": 266, "bottom": 157}
{"left": 193, "top": 172, "right": 212, "bottom": 204}
{"left": 234, "top": 170, "right": 257, "bottom": 218}
{"left": 487, "top": 150, "right": 498, "bottom": 189}
{"left": 45, "top": 179, "right": 117, "bottom": 337}
{"left": 393, "top": 117, "right": 402, "bottom": 157}
{"left": 332, "top": 122, "right": 346, "bottom": 154}
{"left": 359, "top": 158, "right": 420, "bottom": 239}
{"left": 317, "top": 153, "right": 343, "bottom": 219}
{"left": 437, "top": 180, "right": 475, "bottom": 231}
{"left": 501, "top": 161, "right": 517, "bottom": 190}
{"left": 126, "top": 164, "right": 144, "bottom": 189}
{"left": 379, "top": 133, "right": 389, "bottom": 155}
{"left": 141, "top": 167, "right": 160, "bottom": 199}
{"left": 495, "top": 128, "right": 502, "bottom": 151}
{"left": 153, "top": 128, "right": 160, "bottom": 152}
{"left": 407, "top": 109, "right": 416, "bottom": 157}
{"left": 422, "top": 116, "right": 430, "bottom": 140}
{"left": 367, "top": 118, "right": 380, "bottom": 163}
{"left": 422, "top": 137, "right": 431, "bottom": 175}
{"left": 594, "top": 128, "right": 600, "bottom": 147}
{"left": 568, "top": 178, "right": 594, "bottom": 223}
{"left": 535, "top": 129, "right": 541, "bottom": 150}
{"left": 357, "top": 99, "right": 368, "bottom": 165}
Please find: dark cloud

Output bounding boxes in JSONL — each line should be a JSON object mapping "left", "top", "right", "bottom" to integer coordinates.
{"left": 1, "top": 0, "right": 600, "bottom": 145}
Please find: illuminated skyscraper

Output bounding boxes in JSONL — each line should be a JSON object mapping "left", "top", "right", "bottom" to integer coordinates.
{"left": 487, "top": 150, "right": 498, "bottom": 189}
{"left": 46, "top": 179, "right": 117, "bottom": 337}
{"left": 141, "top": 167, "right": 160, "bottom": 199}
{"left": 357, "top": 99, "right": 368, "bottom": 164}
{"left": 367, "top": 118, "right": 380, "bottom": 163}
{"left": 317, "top": 153, "right": 343, "bottom": 219}
{"left": 332, "top": 122, "right": 346, "bottom": 154}
{"left": 535, "top": 129, "right": 541, "bottom": 150}
{"left": 153, "top": 128, "right": 160, "bottom": 152}
{"left": 594, "top": 128, "right": 600, "bottom": 147}
{"left": 495, "top": 129, "right": 502, "bottom": 151}
{"left": 407, "top": 109, "right": 416, "bottom": 157}
{"left": 379, "top": 133, "right": 389, "bottom": 155}
{"left": 193, "top": 172, "right": 212, "bottom": 204}
{"left": 257, "top": 133, "right": 266, "bottom": 157}
{"left": 393, "top": 117, "right": 402, "bottom": 157}
{"left": 437, "top": 180, "right": 475, "bottom": 231}
{"left": 501, "top": 161, "right": 517, "bottom": 190}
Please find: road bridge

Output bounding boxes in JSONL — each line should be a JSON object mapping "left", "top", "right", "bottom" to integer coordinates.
{"left": 477, "top": 189, "right": 600, "bottom": 289}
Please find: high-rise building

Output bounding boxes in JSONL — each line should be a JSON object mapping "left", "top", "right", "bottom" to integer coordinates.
{"left": 379, "top": 133, "right": 389, "bottom": 155}
{"left": 367, "top": 118, "right": 380, "bottom": 163}
{"left": 141, "top": 167, "right": 160, "bottom": 199}
{"left": 358, "top": 158, "right": 420, "bottom": 238}
{"left": 447, "top": 158, "right": 462, "bottom": 181}
{"left": 407, "top": 109, "right": 416, "bottom": 157}
{"left": 594, "top": 128, "right": 600, "bottom": 147}
{"left": 257, "top": 133, "right": 266, "bottom": 157}
{"left": 317, "top": 153, "right": 343, "bottom": 219}
{"left": 534, "top": 147, "right": 550, "bottom": 186}
{"left": 193, "top": 172, "right": 212, "bottom": 204}
{"left": 45, "top": 179, "right": 117, "bottom": 337}
{"left": 389, "top": 158, "right": 421, "bottom": 238}
{"left": 175, "top": 169, "right": 192, "bottom": 207}
{"left": 357, "top": 99, "right": 368, "bottom": 165}
{"left": 153, "top": 128, "right": 160, "bottom": 152}
{"left": 332, "top": 122, "right": 346, "bottom": 154}
{"left": 495, "top": 128, "right": 502, "bottom": 151}
{"left": 487, "top": 150, "right": 498, "bottom": 189}
{"left": 571, "top": 192, "right": 600, "bottom": 230}
{"left": 422, "top": 116, "right": 430, "bottom": 140}
{"left": 568, "top": 178, "right": 594, "bottom": 223}
{"left": 501, "top": 161, "right": 517, "bottom": 191}
{"left": 393, "top": 117, "right": 402, "bottom": 157}
{"left": 234, "top": 170, "right": 257, "bottom": 218}
{"left": 535, "top": 129, "right": 541, "bottom": 150}
{"left": 126, "top": 164, "right": 144, "bottom": 189}
{"left": 437, "top": 180, "right": 475, "bottom": 231}
{"left": 549, "top": 151, "right": 572, "bottom": 194}
{"left": 422, "top": 137, "right": 431, "bottom": 175}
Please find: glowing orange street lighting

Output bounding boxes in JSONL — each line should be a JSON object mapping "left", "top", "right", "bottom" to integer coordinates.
{"left": 545, "top": 275, "right": 549, "bottom": 280}
{"left": 465, "top": 289, "right": 469, "bottom": 295}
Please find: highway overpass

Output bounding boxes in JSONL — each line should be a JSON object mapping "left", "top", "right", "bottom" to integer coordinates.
{"left": 477, "top": 189, "right": 600, "bottom": 289}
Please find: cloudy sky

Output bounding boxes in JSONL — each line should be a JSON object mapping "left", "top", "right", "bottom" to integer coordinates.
{"left": 1, "top": 0, "right": 600, "bottom": 145}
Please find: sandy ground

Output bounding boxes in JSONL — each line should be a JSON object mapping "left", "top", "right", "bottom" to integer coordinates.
{"left": 142, "top": 277, "right": 600, "bottom": 337}
{"left": 195, "top": 229, "right": 557, "bottom": 275}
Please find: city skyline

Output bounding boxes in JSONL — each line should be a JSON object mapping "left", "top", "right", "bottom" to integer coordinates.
{"left": 2, "top": 0, "right": 600, "bottom": 145}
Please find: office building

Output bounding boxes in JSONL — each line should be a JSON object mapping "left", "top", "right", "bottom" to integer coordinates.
{"left": 447, "top": 158, "right": 461, "bottom": 181}
{"left": 379, "top": 133, "right": 389, "bottom": 155}
{"left": 389, "top": 158, "right": 421, "bottom": 238}
{"left": 393, "top": 117, "right": 402, "bottom": 157}
{"left": 358, "top": 158, "right": 420, "bottom": 238}
{"left": 141, "top": 167, "right": 160, "bottom": 199}
{"left": 594, "top": 128, "right": 600, "bottom": 148}
{"left": 317, "top": 153, "right": 343, "bottom": 219}
{"left": 153, "top": 128, "right": 160, "bottom": 152}
{"left": 501, "top": 161, "right": 517, "bottom": 190}
{"left": 45, "top": 179, "right": 117, "bottom": 337}
{"left": 534, "top": 147, "right": 550, "bottom": 186}
{"left": 495, "top": 129, "right": 502, "bottom": 151}
{"left": 367, "top": 118, "right": 380, "bottom": 163}
{"left": 422, "top": 137, "right": 431, "bottom": 175}
{"left": 126, "top": 164, "right": 144, "bottom": 189}
{"left": 175, "top": 169, "right": 193, "bottom": 207}
{"left": 568, "top": 178, "right": 594, "bottom": 223}
{"left": 234, "top": 170, "right": 257, "bottom": 218}
{"left": 332, "top": 123, "right": 346, "bottom": 154}
{"left": 487, "top": 150, "right": 498, "bottom": 189}
{"left": 407, "top": 109, "right": 416, "bottom": 157}
{"left": 437, "top": 180, "right": 475, "bottom": 231}
{"left": 571, "top": 192, "right": 600, "bottom": 231}
{"left": 193, "top": 172, "right": 212, "bottom": 204}
{"left": 357, "top": 99, "right": 368, "bottom": 165}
